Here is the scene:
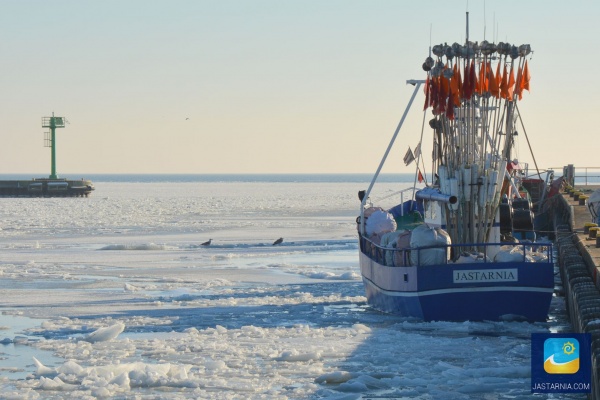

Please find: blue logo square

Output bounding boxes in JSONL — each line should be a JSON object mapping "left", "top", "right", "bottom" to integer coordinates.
{"left": 543, "top": 338, "right": 579, "bottom": 374}
{"left": 531, "top": 333, "right": 591, "bottom": 393}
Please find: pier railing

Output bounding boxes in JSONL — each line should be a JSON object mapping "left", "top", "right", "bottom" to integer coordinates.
{"left": 551, "top": 166, "right": 600, "bottom": 186}
{"left": 574, "top": 167, "right": 600, "bottom": 186}
{"left": 359, "top": 235, "right": 553, "bottom": 267}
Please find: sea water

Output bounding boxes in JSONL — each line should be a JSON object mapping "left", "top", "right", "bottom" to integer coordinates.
{"left": 0, "top": 174, "right": 584, "bottom": 399}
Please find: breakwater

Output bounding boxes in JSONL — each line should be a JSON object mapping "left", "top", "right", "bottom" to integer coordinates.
{"left": 0, "top": 178, "right": 94, "bottom": 197}
{"left": 552, "top": 186, "right": 600, "bottom": 399}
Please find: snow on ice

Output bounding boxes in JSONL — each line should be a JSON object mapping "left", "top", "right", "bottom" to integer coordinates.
{"left": 0, "top": 181, "right": 585, "bottom": 399}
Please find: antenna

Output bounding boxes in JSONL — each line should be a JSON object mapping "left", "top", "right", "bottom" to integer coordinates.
{"left": 483, "top": 0, "right": 486, "bottom": 40}
{"left": 466, "top": 12, "right": 469, "bottom": 43}
{"left": 429, "top": 24, "right": 432, "bottom": 57}
{"left": 41, "top": 112, "right": 66, "bottom": 180}
{"left": 495, "top": 16, "right": 498, "bottom": 44}
{"left": 466, "top": 0, "right": 469, "bottom": 42}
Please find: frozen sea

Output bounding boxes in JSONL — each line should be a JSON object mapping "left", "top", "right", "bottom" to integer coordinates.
{"left": 0, "top": 174, "right": 585, "bottom": 399}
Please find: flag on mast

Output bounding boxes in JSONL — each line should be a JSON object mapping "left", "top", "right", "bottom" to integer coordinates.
{"left": 414, "top": 142, "right": 422, "bottom": 158}
{"left": 507, "top": 65, "right": 515, "bottom": 100}
{"left": 522, "top": 60, "right": 531, "bottom": 92}
{"left": 488, "top": 62, "right": 500, "bottom": 98}
{"left": 500, "top": 64, "right": 509, "bottom": 99}
{"left": 403, "top": 147, "right": 415, "bottom": 166}
{"left": 418, "top": 169, "right": 425, "bottom": 183}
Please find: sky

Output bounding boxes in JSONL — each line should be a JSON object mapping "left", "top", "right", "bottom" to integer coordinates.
{"left": 1, "top": 0, "right": 598, "bottom": 175}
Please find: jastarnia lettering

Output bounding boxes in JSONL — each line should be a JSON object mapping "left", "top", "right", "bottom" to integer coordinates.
{"left": 453, "top": 269, "right": 518, "bottom": 283}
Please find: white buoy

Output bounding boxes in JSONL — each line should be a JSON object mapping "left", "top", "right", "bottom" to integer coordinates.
{"left": 449, "top": 178, "right": 459, "bottom": 211}
{"left": 462, "top": 165, "right": 472, "bottom": 199}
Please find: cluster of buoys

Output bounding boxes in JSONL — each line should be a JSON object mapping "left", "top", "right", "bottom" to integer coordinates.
{"left": 422, "top": 40, "right": 532, "bottom": 120}
{"left": 424, "top": 41, "right": 531, "bottom": 64}
{"left": 415, "top": 39, "right": 536, "bottom": 250}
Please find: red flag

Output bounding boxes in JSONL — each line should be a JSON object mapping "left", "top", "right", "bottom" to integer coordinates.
{"left": 424, "top": 76, "right": 430, "bottom": 110}
{"left": 507, "top": 65, "right": 515, "bottom": 100}
{"left": 516, "top": 60, "right": 531, "bottom": 101}
{"left": 462, "top": 61, "right": 472, "bottom": 99}
{"left": 451, "top": 64, "right": 461, "bottom": 106}
{"left": 430, "top": 77, "right": 439, "bottom": 112}
{"left": 470, "top": 60, "right": 477, "bottom": 96}
{"left": 488, "top": 62, "right": 500, "bottom": 98}
{"left": 478, "top": 62, "right": 489, "bottom": 94}
{"left": 515, "top": 62, "right": 523, "bottom": 99}
{"left": 438, "top": 73, "right": 449, "bottom": 115}
{"left": 495, "top": 62, "right": 502, "bottom": 88}
{"left": 500, "top": 64, "right": 509, "bottom": 99}
{"left": 446, "top": 87, "right": 455, "bottom": 120}
{"left": 453, "top": 63, "right": 462, "bottom": 94}
{"left": 522, "top": 60, "right": 531, "bottom": 92}
{"left": 418, "top": 169, "right": 424, "bottom": 183}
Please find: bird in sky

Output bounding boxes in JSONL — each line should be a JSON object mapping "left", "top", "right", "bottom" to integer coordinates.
{"left": 272, "top": 237, "right": 283, "bottom": 246}
{"left": 201, "top": 239, "right": 212, "bottom": 246}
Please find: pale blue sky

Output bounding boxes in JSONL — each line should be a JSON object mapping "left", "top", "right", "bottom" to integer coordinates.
{"left": 1, "top": 0, "right": 598, "bottom": 174}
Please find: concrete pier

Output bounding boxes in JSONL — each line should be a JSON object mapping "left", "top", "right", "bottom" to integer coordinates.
{"left": 0, "top": 178, "right": 94, "bottom": 197}
{"left": 552, "top": 184, "right": 600, "bottom": 398}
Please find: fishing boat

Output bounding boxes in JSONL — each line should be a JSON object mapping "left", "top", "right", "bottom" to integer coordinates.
{"left": 357, "top": 20, "right": 559, "bottom": 321}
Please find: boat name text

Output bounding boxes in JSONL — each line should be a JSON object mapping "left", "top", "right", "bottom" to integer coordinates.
{"left": 453, "top": 269, "right": 518, "bottom": 283}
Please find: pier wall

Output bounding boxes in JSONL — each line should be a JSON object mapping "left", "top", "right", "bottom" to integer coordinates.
{"left": 0, "top": 179, "right": 94, "bottom": 197}
{"left": 552, "top": 191, "right": 600, "bottom": 399}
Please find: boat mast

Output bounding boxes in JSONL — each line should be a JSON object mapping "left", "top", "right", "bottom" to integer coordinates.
{"left": 359, "top": 81, "right": 423, "bottom": 234}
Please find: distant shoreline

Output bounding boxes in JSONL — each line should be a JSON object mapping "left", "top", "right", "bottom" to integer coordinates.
{"left": 2, "top": 173, "right": 598, "bottom": 185}
{"left": 0, "top": 173, "right": 415, "bottom": 183}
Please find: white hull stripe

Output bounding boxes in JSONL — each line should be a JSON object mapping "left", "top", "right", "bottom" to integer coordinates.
{"left": 363, "top": 277, "right": 553, "bottom": 297}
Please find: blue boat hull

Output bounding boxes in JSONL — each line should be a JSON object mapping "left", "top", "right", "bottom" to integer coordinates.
{"left": 359, "top": 252, "right": 554, "bottom": 321}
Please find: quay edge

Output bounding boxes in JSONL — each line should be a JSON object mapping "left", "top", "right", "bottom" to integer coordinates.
{"left": 552, "top": 180, "right": 600, "bottom": 399}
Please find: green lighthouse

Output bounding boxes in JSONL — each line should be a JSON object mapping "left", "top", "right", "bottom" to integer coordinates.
{"left": 41, "top": 113, "right": 66, "bottom": 179}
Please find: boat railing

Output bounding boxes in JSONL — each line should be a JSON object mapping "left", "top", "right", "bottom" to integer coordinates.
{"left": 359, "top": 234, "right": 553, "bottom": 267}
{"left": 372, "top": 187, "right": 417, "bottom": 209}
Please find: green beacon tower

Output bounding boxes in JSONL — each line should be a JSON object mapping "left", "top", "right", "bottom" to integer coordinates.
{"left": 42, "top": 113, "right": 66, "bottom": 180}
{"left": 0, "top": 113, "right": 94, "bottom": 197}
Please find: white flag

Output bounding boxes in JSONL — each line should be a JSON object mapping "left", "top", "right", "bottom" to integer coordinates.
{"left": 414, "top": 142, "right": 422, "bottom": 159}
{"left": 403, "top": 147, "right": 415, "bottom": 166}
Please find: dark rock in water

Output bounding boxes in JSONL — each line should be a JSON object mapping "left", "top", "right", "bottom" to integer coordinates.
{"left": 273, "top": 238, "right": 283, "bottom": 245}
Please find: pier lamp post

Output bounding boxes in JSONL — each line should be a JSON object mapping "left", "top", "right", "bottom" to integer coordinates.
{"left": 41, "top": 113, "right": 66, "bottom": 180}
